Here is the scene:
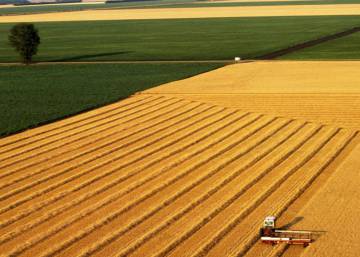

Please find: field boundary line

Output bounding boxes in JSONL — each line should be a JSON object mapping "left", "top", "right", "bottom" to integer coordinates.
{"left": 0, "top": 60, "right": 233, "bottom": 65}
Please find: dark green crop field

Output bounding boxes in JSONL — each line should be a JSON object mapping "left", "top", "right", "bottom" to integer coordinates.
{"left": 1, "top": 15, "right": 359, "bottom": 136}
{"left": 0, "top": 0, "right": 196, "bottom": 15}
{"left": 0, "top": 63, "right": 221, "bottom": 137}
{"left": 279, "top": 31, "right": 360, "bottom": 60}
{"left": 0, "top": 16, "right": 360, "bottom": 62}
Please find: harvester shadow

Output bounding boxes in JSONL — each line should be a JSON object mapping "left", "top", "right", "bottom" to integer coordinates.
{"left": 279, "top": 216, "right": 304, "bottom": 230}
{"left": 51, "top": 51, "right": 133, "bottom": 62}
{"left": 279, "top": 216, "right": 326, "bottom": 241}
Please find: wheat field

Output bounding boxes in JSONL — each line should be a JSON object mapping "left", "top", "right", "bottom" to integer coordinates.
{"left": 1, "top": 4, "right": 360, "bottom": 22}
{"left": 0, "top": 61, "right": 359, "bottom": 256}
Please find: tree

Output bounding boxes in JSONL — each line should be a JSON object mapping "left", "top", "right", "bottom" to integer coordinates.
{"left": 9, "top": 23, "right": 40, "bottom": 64}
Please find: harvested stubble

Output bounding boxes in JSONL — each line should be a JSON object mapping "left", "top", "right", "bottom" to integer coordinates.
{"left": 0, "top": 90, "right": 357, "bottom": 257}
{"left": 283, "top": 143, "right": 360, "bottom": 257}
{"left": 144, "top": 61, "right": 360, "bottom": 130}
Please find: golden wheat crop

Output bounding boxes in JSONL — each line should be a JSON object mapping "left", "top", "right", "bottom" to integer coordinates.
{"left": 0, "top": 61, "right": 359, "bottom": 257}
{"left": 1, "top": 4, "right": 360, "bottom": 23}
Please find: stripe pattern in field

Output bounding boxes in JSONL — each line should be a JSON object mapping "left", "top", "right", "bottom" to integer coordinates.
{"left": 0, "top": 94, "right": 357, "bottom": 257}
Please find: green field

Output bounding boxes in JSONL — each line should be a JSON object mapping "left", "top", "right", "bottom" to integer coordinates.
{"left": 1, "top": 16, "right": 360, "bottom": 62}
{"left": 0, "top": 63, "right": 221, "bottom": 137}
{"left": 0, "top": 0, "right": 195, "bottom": 15}
{"left": 279, "top": 31, "right": 360, "bottom": 59}
{"left": 142, "top": 0, "right": 360, "bottom": 8}
{"left": 1, "top": 15, "right": 360, "bottom": 137}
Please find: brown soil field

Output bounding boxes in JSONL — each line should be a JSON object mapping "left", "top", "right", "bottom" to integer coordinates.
{"left": 0, "top": 60, "right": 359, "bottom": 256}
{"left": 1, "top": 4, "right": 360, "bottom": 22}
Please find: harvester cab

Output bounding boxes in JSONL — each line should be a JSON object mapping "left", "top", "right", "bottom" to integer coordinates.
{"left": 261, "top": 216, "right": 276, "bottom": 236}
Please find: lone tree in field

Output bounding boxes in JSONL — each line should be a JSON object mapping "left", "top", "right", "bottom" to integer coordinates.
{"left": 9, "top": 23, "right": 40, "bottom": 64}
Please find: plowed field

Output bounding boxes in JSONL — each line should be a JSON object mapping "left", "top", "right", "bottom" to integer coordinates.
{"left": 1, "top": 60, "right": 359, "bottom": 256}
{"left": 1, "top": 4, "right": 360, "bottom": 22}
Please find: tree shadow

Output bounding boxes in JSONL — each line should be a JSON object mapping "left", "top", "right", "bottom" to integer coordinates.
{"left": 51, "top": 51, "right": 133, "bottom": 62}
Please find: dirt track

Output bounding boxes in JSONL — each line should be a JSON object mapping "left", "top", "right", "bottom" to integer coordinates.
{"left": 1, "top": 4, "right": 360, "bottom": 22}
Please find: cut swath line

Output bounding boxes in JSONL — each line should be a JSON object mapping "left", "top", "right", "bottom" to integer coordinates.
{"left": 0, "top": 110, "right": 253, "bottom": 246}
{"left": 0, "top": 100, "right": 203, "bottom": 187}
{"left": 127, "top": 125, "right": 331, "bottom": 257}
{"left": 187, "top": 127, "right": 339, "bottom": 257}
{"left": 33, "top": 117, "right": 282, "bottom": 257}
{"left": 228, "top": 130, "right": 357, "bottom": 257}
{"left": 77, "top": 120, "right": 307, "bottom": 257}
{"left": 0, "top": 107, "right": 234, "bottom": 218}
{"left": 0, "top": 105, "right": 223, "bottom": 230}
{"left": 163, "top": 123, "right": 317, "bottom": 257}
{"left": 3, "top": 114, "right": 273, "bottom": 256}
{"left": 1, "top": 95, "right": 176, "bottom": 162}
{"left": 0, "top": 96, "right": 180, "bottom": 177}
{"left": 112, "top": 119, "right": 308, "bottom": 257}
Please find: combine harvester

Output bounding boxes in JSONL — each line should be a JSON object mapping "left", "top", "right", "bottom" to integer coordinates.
{"left": 260, "top": 216, "right": 313, "bottom": 247}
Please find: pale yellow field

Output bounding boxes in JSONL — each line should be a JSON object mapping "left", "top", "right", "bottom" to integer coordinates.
{"left": 0, "top": 61, "right": 359, "bottom": 256}
{"left": 144, "top": 61, "right": 360, "bottom": 129}
{"left": 1, "top": 4, "right": 360, "bottom": 22}
{"left": 0, "top": 4, "right": 14, "bottom": 8}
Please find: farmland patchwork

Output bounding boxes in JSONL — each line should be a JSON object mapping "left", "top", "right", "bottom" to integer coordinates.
{"left": 0, "top": 61, "right": 359, "bottom": 256}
